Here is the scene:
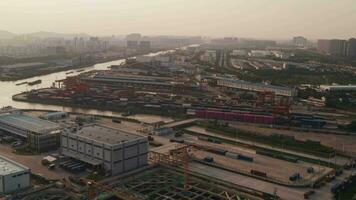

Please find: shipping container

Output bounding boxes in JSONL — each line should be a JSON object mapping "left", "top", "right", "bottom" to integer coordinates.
{"left": 197, "top": 136, "right": 209, "bottom": 141}
{"left": 225, "top": 151, "right": 239, "bottom": 159}
{"left": 207, "top": 138, "right": 222, "bottom": 144}
{"left": 238, "top": 154, "right": 254, "bottom": 162}
{"left": 331, "top": 183, "right": 341, "bottom": 194}
{"left": 206, "top": 148, "right": 227, "bottom": 155}
{"left": 256, "top": 150, "right": 298, "bottom": 163}
{"left": 289, "top": 173, "right": 301, "bottom": 181}
{"left": 169, "top": 138, "right": 184, "bottom": 143}
{"left": 251, "top": 170, "right": 267, "bottom": 177}
{"left": 307, "top": 167, "right": 314, "bottom": 173}
{"left": 194, "top": 110, "right": 274, "bottom": 124}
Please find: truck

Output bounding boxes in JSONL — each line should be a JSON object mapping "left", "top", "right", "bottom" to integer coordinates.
{"left": 203, "top": 156, "right": 214, "bottom": 163}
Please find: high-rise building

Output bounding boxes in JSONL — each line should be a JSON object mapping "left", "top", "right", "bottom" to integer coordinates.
{"left": 317, "top": 39, "right": 347, "bottom": 56}
{"left": 293, "top": 36, "right": 307, "bottom": 47}
{"left": 127, "top": 40, "right": 139, "bottom": 49}
{"left": 317, "top": 39, "right": 331, "bottom": 54}
{"left": 126, "top": 33, "right": 142, "bottom": 41}
{"left": 329, "top": 39, "right": 347, "bottom": 56}
{"left": 346, "top": 38, "right": 356, "bottom": 58}
{"left": 139, "top": 41, "right": 151, "bottom": 50}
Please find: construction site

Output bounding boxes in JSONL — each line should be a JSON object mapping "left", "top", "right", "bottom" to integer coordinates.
{"left": 6, "top": 47, "right": 356, "bottom": 200}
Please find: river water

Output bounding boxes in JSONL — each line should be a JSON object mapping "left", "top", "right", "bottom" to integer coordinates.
{"left": 0, "top": 51, "right": 171, "bottom": 117}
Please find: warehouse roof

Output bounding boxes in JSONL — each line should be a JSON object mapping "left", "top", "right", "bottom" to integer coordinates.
{"left": 216, "top": 77, "right": 292, "bottom": 92}
{"left": 320, "top": 85, "right": 356, "bottom": 91}
{"left": 71, "top": 124, "right": 144, "bottom": 145}
{"left": 0, "top": 155, "right": 29, "bottom": 175}
{"left": 0, "top": 114, "right": 60, "bottom": 134}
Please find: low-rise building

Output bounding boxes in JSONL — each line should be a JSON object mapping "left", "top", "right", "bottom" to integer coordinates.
{"left": 215, "top": 77, "right": 295, "bottom": 97}
{"left": 61, "top": 124, "right": 148, "bottom": 176}
{"left": 152, "top": 127, "right": 174, "bottom": 136}
{"left": 0, "top": 114, "right": 61, "bottom": 152}
{"left": 0, "top": 155, "right": 30, "bottom": 194}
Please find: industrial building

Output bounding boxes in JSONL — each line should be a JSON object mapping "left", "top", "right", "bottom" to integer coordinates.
{"left": 127, "top": 40, "right": 139, "bottom": 49}
{"left": 293, "top": 36, "right": 308, "bottom": 47}
{"left": 317, "top": 38, "right": 356, "bottom": 57}
{"left": 139, "top": 41, "right": 151, "bottom": 50}
{"left": 0, "top": 155, "right": 30, "bottom": 194}
{"left": 61, "top": 124, "right": 148, "bottom": 176}
{"left": 81, "top": 73, "right": 175, "bottom": 89}
{"left": 0, "top": 114, "right": 61, "bottom": 152}
{"left": 215, "top": 77, "right": 295, "bottom": 97}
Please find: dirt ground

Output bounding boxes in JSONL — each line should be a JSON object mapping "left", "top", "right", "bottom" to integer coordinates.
{"left": 230, "top": 123, "right": 356, "bottom": 157}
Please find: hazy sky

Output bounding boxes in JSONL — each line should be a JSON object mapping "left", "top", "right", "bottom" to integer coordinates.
{"left": 1, "top": 0, "right": 355, "bottom": 39}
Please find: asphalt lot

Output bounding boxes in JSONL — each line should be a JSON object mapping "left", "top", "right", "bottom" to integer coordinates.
{"left": 186, "top": 126, "right": 350, "bottom": 166}
{"left": 192, "top": 148, "right": 330, "bottom": 184}
{"left": 0, "top": 144, "right": 74, "bottom": 180}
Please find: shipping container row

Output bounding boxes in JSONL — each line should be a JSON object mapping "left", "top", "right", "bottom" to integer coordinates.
{"left": 225, "top": 152, "right": 254, "bottom": 162}
{"left": 195, "top": 110, "right": 274, "bottom": 124}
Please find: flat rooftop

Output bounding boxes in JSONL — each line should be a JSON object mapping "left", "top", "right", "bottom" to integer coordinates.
{"left": 0, "top": 155, "right": 28, "bottom": 175}
{"left": 72, "top": 124, "right": 144, "bottom": 145}
{"left": 0, "top": 114, "right": 60, "bottom": 134}
{"left": 216, "top": 77, "right": 292, "bottom": 92}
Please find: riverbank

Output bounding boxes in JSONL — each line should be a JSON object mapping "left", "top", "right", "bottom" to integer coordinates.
{"left": 0, "top": 62, "right": 95, "bottom": 81}
{"left": 12, "top": 91, "right": 186, "bottom": 119}
{"left": 0, "top": 49, "right": 165, "bottom": 82}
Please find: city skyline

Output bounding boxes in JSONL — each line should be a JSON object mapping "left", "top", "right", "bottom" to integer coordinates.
{"left": 0, "top": 0, "right": 355, "bottom": 39}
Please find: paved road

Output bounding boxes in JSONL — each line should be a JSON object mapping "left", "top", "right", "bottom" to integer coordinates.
{"left": 186, "top": 126, "right": 350, "bottom": 166}
{"left": 0, "top": 144, "right": 72, "bottom": 180}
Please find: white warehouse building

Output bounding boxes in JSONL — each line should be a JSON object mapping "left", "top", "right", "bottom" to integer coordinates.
{"left": 0, "top": 155, "right": 30, "bottom": 194}
{"left": 61, "top": 124, "right": 148, "bottom": 176}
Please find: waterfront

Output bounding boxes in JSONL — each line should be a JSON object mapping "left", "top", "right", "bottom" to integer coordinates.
{"left": 0, "top": 51, "right": 171, "bottom": 116}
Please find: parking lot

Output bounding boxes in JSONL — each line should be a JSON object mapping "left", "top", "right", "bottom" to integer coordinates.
{"left": 192, "top": 149, "right": 330, "bottom": 184}
{"left": 0, "top": 143, "right": 74, "bottom": 180}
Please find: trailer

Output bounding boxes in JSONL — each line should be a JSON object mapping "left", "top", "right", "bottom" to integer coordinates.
{"left": 251, "top": 170, "right": 267, "bottom": 177}
{"left": 238, "top": 154, "right": 253, "bottom": 162}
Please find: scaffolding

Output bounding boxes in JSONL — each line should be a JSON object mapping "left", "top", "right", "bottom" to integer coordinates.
{"left": 111, "top": 167, "right": 254, "bottom": 200}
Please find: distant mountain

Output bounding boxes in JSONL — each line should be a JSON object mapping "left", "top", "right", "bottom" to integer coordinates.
{"left": 26, "top": 31, "right": 91, "bottom": 39}
{"left": 0, "top": 30, "right": 16, "bottom": 39}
